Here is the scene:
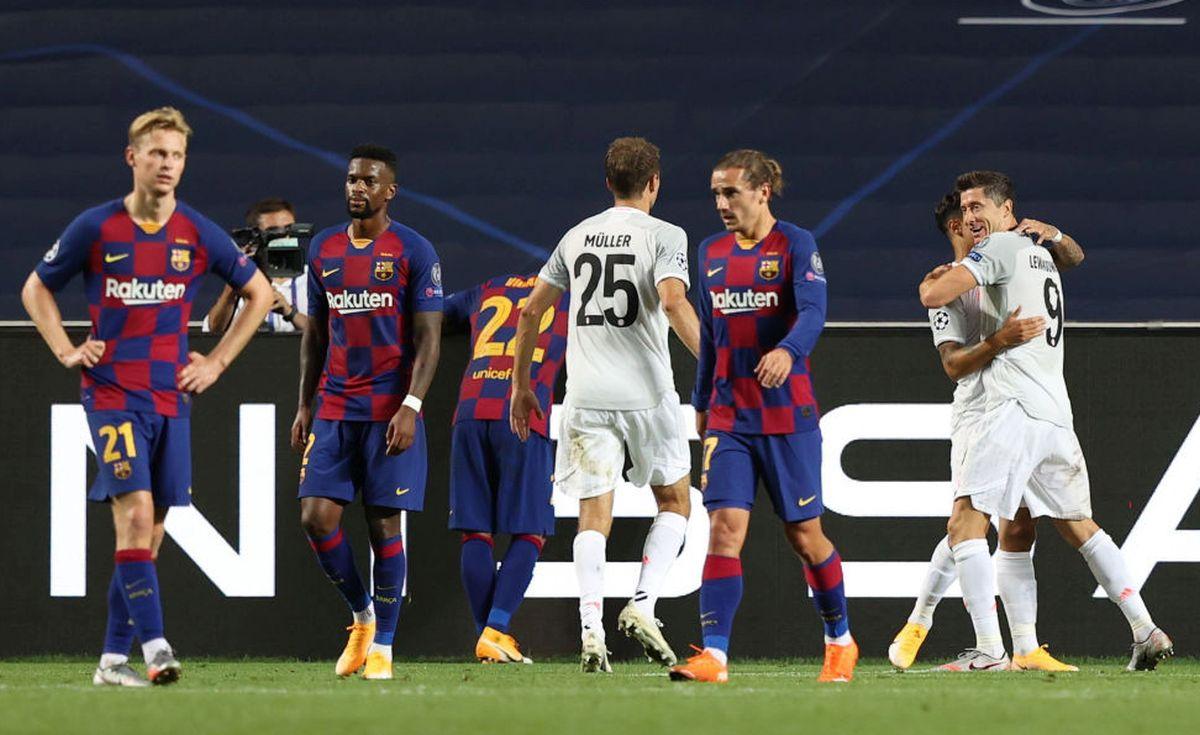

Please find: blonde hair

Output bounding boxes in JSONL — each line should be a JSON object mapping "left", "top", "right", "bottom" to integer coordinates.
{"left": 714, "top": 149, "right": 784, "bottom": 198}
{"left": 128, "top": 107, "right": 192, "bottom": 147}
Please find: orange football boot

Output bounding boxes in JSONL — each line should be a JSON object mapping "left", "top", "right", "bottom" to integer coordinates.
{"left": 335, "top": 621, "right": 375, "bottom": 676}
{"left": 818, "top": 638, "right": 858, "bottom": 683}
{"left": 668, "top": 646, "right": 728, "bottom": 683}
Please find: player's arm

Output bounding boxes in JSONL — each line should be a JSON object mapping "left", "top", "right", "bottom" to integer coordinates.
{"left": 691, "top": 251, "right": 716, "bottom": 436}
{"left": 658, "top": 277, "right": 699, "bottom": 357}
{"left": 1017, "top": 218, "right": 1084, "bottom": 270}
{"left": 385, "top": 244, "right": 444, "bottom": 456}
{"left": 761, "top": 236, "right": 827, "bottom": 389}
{"left": 919, "top": 264, "right": 977, "bottom": 309}
{"left": 510, "top": 278, "right": 563, "bottom": 441}
{"left": 937, "top": 307, "right": 1046, "bottom": 381}
{"left": 386, "top": 308, "right": 442, "bottom": 455}
{"left": 21, "top": 272, "right": 105, "bottom": 368}
{"left": 23, "top": 214, "right": 105, "bottom": 368}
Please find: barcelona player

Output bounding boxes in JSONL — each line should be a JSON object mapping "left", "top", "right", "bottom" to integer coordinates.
{"left": 290, "top": 144, "right": 443, "bottom": 681}
{"left": 21, "top": 107, "right": 273, "bottom": 686}
{"left": 443, "top": 274, "right": 568, "bottom": 663}
{"left": 670, "top": 150, "right": 854, "bottom": 684}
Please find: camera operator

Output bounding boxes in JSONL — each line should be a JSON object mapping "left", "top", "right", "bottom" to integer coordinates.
{"left": 204, "top": 198, "right": 309, "bottom": 334}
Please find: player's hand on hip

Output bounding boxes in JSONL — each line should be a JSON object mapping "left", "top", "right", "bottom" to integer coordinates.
{"left": 695, "top": 409, "right": 707, "bottom": 437}
{"left": 1016, "top": 218, "right": 1060, "bottom": 246}
{"left": 754, "top": 348, "right": 794, "bottom": 389}
{"left": 385, "top": 406, "right": 417, "bottom": 456}
{"left": 993, "top": 306, "right": 1046, "bottom": 348}
{"left": 59, "top": 338, "right": 106, "bottom": 369}
{"left": 177, "top": 351, "right": 225, "bottom": 394}
{"left": 290, "top": 406, "right": 311, "bottom": 454}
{"left": 509, "top": 388, "right": 542, "bottom": 442}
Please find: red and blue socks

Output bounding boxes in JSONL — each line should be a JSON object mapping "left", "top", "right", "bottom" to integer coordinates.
{"left": 306, "top": 527, "right": 371, "bottom": 615}
{"left": 460, "top": 534, "right": 497, "bottom": 634}
{"left": 100, "top": 570, "right": 134, "bottom": 666}
{"left": 371, "top": 535, "right": 406, "bottom": 647}
{"left": 804, "top": 550, "right": 852, "bottom": 644}
{"left": 699, "top": 554, "right": 743, "bottom": 658}
{"left": 487, "top": 535, "right": 543, "bottom": 633}
{"left": 114, "top": 549, "right": 167, "bottom": 663}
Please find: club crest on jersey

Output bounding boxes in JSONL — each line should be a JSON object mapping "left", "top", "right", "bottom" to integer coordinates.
{"left": 113, "top": 460, "right": 132, "bottom": 480}
{"left": 374, "top": 259, "right": 395, "bottom": 281}
{"left": 759, "top": 258, "right": 781, "bottom": 281}
{"left": 170, "top": 248, "right": 191, "bottom": 272}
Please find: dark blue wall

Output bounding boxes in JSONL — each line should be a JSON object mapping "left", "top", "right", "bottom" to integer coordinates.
{"left": 2, "top": 1, "right": 1197, "bottom": 320}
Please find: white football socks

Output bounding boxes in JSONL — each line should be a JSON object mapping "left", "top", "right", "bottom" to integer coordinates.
{"left": 1079, "top": 530, "right": 1155, "bottom": 641}
{"left": 952, "top": 539, "right": 1005, "bottom": 658}
{"left": 367, "top": 642, "right": 392, "bottom": 660}
{"left": 632, "top": 512, "right": 688, "bottom": 618}
{"left": 353, "top": 603, "right": 376, "bottom": 625}
{"left": 99, "top": 652, "right": 129, "bottom": 669}
{"left": 575, "top": 530, "right": 607, "bottom": 641}
{"left": 995, "top": 549, "right": 1039, "bottom": 656}
{"left": 908, "top": 536, "right": 956, "bottom": 628}
{"left": 141, "top": 637, "right": 171, "bottom": 666}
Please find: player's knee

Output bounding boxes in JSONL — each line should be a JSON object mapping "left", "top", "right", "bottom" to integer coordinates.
{"left": 999, "top": 521, "right": 1036, "bottom": 552}
{"left": 707, "top": 516, "right": 745, "bottom": 556}
{"left": 115, "top": 501, "right": 155, "bottom": 540}
{"left": 784, "top": 522, "right": 829, "bottom": 563}
{"left": 299, "top": 507, "right": 337, "bottom": 539}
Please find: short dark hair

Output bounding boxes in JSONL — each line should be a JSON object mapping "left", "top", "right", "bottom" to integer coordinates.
{"left": 714, "top": 149, "right": 785, "bottom": 198}
{"left": 349, "top": 143, "right": 397, "bottom": 176}
{"left": 605, "top": 137, "right": 660, "bottom": 198}
{"left": 244, "top": 197, "right": 294, "bottom": 227}
{"left": 955, "top": 170, "right": 1015, "bottom": 207}
{"left": 934, "top": 192, "right": 961, "bottom": 235}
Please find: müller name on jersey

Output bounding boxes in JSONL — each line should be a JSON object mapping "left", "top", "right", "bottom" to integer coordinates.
{"left": 583, "top": 233, "right": 633, "bottom": 248}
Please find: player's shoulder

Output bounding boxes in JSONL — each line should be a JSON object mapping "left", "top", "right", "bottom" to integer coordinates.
{"left": 698, "top": 230, "right": 735, "bottom": 256}
{"left": 173, "top": 200, "right": 227, "bottom": 239}
{"left": 307, "top": 223, "right": 345, "bottom": 259}
{"left": 775, "top": 220, "right": 817, "bottom": 252}
{"left": 69, "top": 199, "right": 125, "bottom": 233}
{"left": 976, "top": 230, "right": 1032, "bottom": 253}
{"left": 388, "top": 221, "right": 437, "bottom": 256}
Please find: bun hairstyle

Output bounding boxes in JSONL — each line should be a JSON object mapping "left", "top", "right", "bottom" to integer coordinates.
{"left": 714, "top": 149, "right": 784, "bottom": 198}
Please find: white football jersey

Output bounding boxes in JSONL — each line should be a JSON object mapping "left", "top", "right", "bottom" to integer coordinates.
{"left": 928, "top": 277, "right": 985, "bottom": 436}
{"left": 960, "top": 231, "right": 1072, "bottom": 428}
{"left": 539, "top": 206, "right": 689, "bottom": 410}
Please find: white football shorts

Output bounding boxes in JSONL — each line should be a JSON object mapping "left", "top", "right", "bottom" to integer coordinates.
{"left": 954, "top": 399, "right": 1091, "bottom": 521}
{"left": 553, "top": 391, "right": 691, "bottom": 499}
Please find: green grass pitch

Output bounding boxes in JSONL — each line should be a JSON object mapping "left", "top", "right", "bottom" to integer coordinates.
{"left": 2, "top": 658, "right": 1198, "bottom": 735}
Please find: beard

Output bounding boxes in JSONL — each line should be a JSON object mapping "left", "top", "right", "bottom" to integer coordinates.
{"left": 346, "top": 200, "right": 379, "bottom": 219}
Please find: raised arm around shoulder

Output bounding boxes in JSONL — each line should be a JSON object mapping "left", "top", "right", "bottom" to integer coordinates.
{"left": 919, "top": 264, "right": 978, "bottom": 309}
{"left": 657, "top": 276, "right": 699, "bottom": 357}
{"left": 1050, "top": 233, "right": 1085, "bottom": 270}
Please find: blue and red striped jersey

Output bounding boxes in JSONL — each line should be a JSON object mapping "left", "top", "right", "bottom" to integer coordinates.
{"left": 307, "top": 221, "right": 443, "bottom": 422}
{"left": 692, "top": 220, "right": 827, "bottom": 435}
{"left": 35, "top": 199, "right": 257, "bottom": 417}
{"left": 444, "top": 274, "right": 568, "bottom": 438}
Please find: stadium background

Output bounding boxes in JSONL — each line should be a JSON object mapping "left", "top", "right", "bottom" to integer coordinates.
{"left": 1, "top": 0, "right": 1198, "bottom": 660}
